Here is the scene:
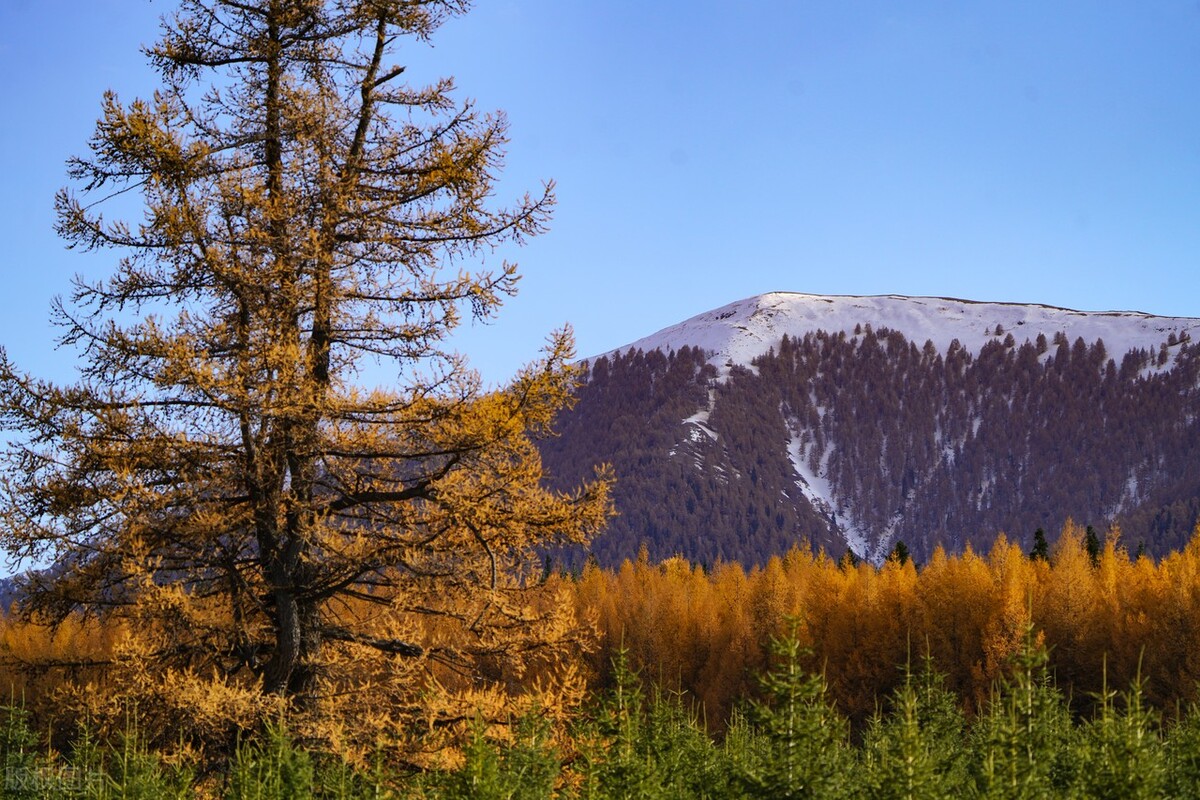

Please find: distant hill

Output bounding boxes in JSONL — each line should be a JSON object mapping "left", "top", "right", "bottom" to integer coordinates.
{"left": 540, "top": 293, "right": 1200, "bottom": 566}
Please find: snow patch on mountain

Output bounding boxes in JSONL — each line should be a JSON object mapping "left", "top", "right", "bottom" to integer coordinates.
{"left": 592, "top": 292, "right": 1200, "bottom": 374}
{"left": 785, "top": 430, "right": 869, "bottom": 559}
{"left": 681, "top": 390, "right": 718, "bottom": 439}
{"left": 671, "top": 390, "right": 718, "bottom": 457}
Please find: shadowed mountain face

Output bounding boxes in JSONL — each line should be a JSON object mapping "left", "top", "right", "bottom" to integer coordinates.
{"left": 540, "top": 294, "right": 1200, "bottom": 567}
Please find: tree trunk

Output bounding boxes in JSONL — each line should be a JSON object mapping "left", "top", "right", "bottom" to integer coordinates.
{"left": 262, "top": 582, "right": 301, "bottom": 696}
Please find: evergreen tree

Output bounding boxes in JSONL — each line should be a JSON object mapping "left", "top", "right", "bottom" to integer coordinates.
{"left": 424, "top": 713, "right": 559, "bottom": 800}
{"left": 1085, "top": 525, "right": 1102, "bottom": 567}
{"left": 733, "top": 626, "right": 849, "bottom": 799}
{"left": 574, "top": 649, "right": 717, "bottom": 800}
{"left": 1077, "top": 672, "right": 1166, "bottom": 800}
{"left": 1165, "top": 700, "right": 1200, "bottom": 799}
{"left": 840, "top": 548, "right": 862, "bottom": 569}
{"left": 0, "top": 704, "right": 44, "bottom": 800}
{"left": 861, "top": 656, "right": 968, "bottom": 800}
{"left": 1028, "top": 528, "right": 1049, "bottom": 562}
{"left": 227, "top": 723, "right": 315, "bottom": 800}
{"left": 970, "top": 629, "right": 1076, "bottom": 798}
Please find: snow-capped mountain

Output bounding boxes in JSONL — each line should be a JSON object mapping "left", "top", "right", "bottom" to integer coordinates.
{"left": 545, "top": 293, "right": 1200, "bottom": 567}
{"left": 597, "top": 292, "right": 1200, "bottom": 376}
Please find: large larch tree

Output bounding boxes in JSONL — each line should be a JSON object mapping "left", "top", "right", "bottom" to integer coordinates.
{"left": 0, "top": 0, "right": 610, "bottom": 748}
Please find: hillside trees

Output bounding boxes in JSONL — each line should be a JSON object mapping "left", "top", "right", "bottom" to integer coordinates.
{"left": 0, "top": 0, "right": 610, "bottom": 745}
{"left": 545, "top": 322, "right": 1200, "bottom": 566}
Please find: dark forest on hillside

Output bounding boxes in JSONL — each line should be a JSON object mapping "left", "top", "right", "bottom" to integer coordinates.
{"left": 541, "top": 330, "right": 1200, "bottom": 566}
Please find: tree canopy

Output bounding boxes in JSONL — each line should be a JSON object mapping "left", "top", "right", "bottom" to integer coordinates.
{"left": 0, "top": 0, "right": 610, "bottom": 752}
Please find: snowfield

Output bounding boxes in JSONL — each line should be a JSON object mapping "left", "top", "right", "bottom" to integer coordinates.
{"left": 590, "top": 292, "right": 1200, "bottom": 375}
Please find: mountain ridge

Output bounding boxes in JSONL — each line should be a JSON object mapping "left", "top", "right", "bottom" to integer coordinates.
{"left": 543, "top": 292, "right": 1200, "bottom": 567}
{"left": 591, "top": 292, "right": 1200, "bottom": 377}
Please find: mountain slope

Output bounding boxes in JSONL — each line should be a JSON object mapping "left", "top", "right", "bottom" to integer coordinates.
{"left": 542, "top": 293, "right": 1200, "bottom": 566}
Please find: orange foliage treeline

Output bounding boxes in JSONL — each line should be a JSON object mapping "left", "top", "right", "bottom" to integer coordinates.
{"left": 571, "top": 521, "right": 1200, "bottom": 731}
{"left": 1, "top": 520, "right": 1199, "bottom": 746}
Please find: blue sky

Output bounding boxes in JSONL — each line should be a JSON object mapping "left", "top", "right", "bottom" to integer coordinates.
{"left": 2, "top": 1, "right": 1199, "bottom": 387}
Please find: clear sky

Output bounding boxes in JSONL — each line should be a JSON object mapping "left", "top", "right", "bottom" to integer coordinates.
{"left": 2, "top": 1, "right": 1199, "bottom": 388}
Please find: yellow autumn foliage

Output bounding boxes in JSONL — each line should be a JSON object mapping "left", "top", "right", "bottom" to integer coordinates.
{"left": 5, "top": 520, "right": 1200, "bottom": 750}
{"left": 573, "top": 521, "right": 1200, "bottom": 729}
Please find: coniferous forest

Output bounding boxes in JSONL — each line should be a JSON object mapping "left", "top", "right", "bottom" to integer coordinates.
{"left": 541, "top": 330, "right": 1200, "bottom": 566}
{"left": 4, "top": 1, "right": 1200, "bottom": 797}
{"left": 3, "top": 525, "right": 1200, "bottom": 796}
